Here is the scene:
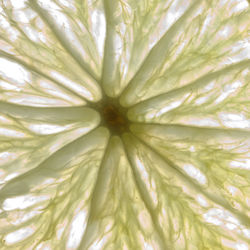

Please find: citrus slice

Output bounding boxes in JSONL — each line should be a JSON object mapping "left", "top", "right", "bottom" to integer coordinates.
{"left": 0, "top": 0, "right": 250, "bottom": 249}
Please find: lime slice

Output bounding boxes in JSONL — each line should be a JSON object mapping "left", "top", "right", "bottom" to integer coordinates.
{"left": 0, "top": 0, "right": 250, "bottom": 249}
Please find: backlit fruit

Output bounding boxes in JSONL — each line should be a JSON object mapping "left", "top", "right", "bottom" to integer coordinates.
{"left": 0, "top": 0, "right": 250, "bottom": 249}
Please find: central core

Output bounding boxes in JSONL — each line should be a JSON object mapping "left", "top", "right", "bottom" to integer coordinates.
{"left": 96, "top": 98, "right": 129, "bottom": 135}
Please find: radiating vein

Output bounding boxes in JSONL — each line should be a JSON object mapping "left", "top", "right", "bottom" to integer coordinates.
{"left": 131, "top": 123, "right": 250, "bottom": 138}
{"left": 120, "top": 0, "right": 203, "bottom": 106}
{"left": 122, "top": 133, "right": 169, "bottom": 250}
{"left": 0, "top": 100, "right": 99, "bottom": 123}
{"left": 101, "top": 0, "right": 121, "bottom": 97}
{"left": 77, "top": 136, "right": 117, "bottom": 250}
{"left": 127, "top": 58, "right": 250, "bottom": 113}
{"left": 131, "top": 130, "right": 250, "bottom": 228}
{"left": 0, "top": 127, "right": 108, "bottom": 203}
{"left": 0, "top": 50, "right": 88, "bottom": 103}
{"left": 27, "top": 0, "right": 99, "bottom": 83}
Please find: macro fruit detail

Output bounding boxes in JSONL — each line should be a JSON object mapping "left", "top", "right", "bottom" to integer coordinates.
{"left": 0, "top": 0, "right": 250, "bottom": 249}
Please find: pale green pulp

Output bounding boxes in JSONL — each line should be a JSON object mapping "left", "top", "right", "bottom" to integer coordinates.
{"left": 0, "top": 0, "right": 250, "bottom": 249}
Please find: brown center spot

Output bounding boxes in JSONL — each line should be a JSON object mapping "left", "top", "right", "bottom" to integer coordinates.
{"left": 93, "top": 97, "right": 129, "bottom": 135}
{"left": 102, "top": 103, "right": 128, "bottom": 134}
